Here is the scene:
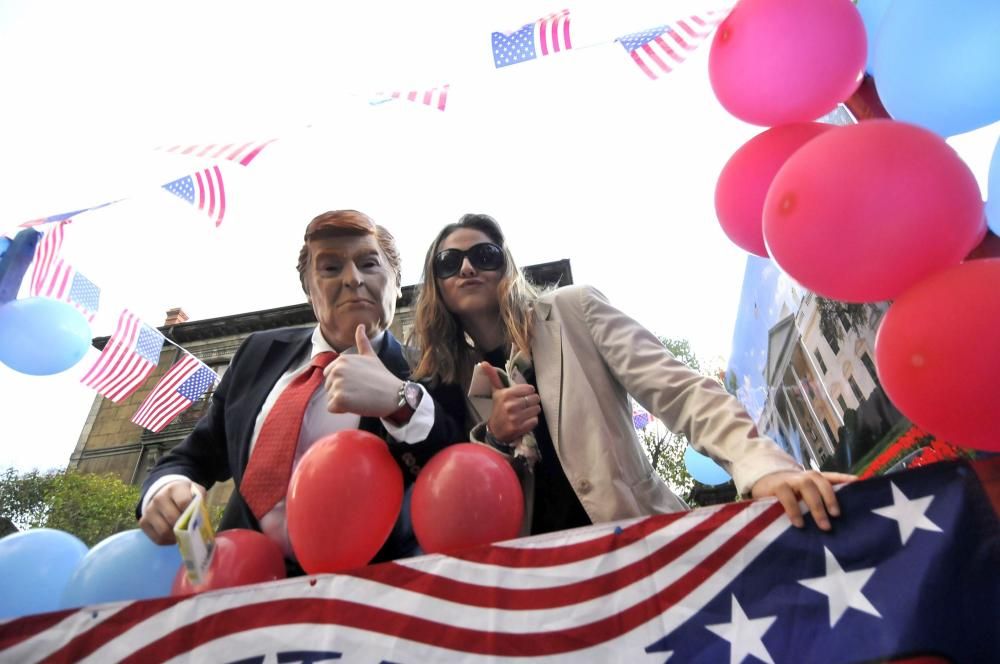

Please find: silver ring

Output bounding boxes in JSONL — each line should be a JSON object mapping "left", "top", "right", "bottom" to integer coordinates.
{"left": 523, "top": 396, "right": 530, "bottom": 409}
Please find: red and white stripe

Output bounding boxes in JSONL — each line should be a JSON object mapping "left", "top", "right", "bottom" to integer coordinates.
{"left": 130, "top": 354, "right": 202, "bottom": 432}
{"left": 628, "top": 12, "right": 726, "bottom": 81}
{"left": 158, "top": 139, "right": 276, "bottom": 166}
{"left": 534, "top": 8, "right": 572, "bottom": 56}
{"left": 31, "top": 257, "right": 97, "bottom": 322}
{"left": 0, "top": 500, "right": 790, "bottom": 662}
{"left": 374, "top": 84, "right": 450, "bottom": 112}
{"left": 29, "top": 220, "right": 68, "bottom": 295}
{"left": 194, "top": 166, "right": 226, "bottom": 227}
{"left": 80, "top": 310, "right": 161, "bottom": 402}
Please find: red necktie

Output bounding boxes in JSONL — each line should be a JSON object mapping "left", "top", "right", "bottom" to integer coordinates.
{"left": 242, "top": 351, "right": 337, "bottom": 519}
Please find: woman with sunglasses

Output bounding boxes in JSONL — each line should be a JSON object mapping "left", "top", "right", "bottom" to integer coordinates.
{"left": 411, "top": 213, "right": 854, "bottom": 536}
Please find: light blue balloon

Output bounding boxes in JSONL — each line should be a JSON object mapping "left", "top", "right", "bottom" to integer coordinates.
{"left": 60, "top": 529, "right": 182, "bottom": 609}
{"left": 0, "top": 528, "right": 88, "bottom": 619}
{"left": 872, "top": 0, "right": 1000, "bottom": 137}
{"left": 987, "top": 138, "right": 1000, "bottom": 235}
{"left": 856, "top": 0, "right": 891, "bottom": 75}
{"left": 683, "top": 445, "right": 731, "bottom": 486}
{"left": 0, "top": 297, "right": 91, "bottom": 375}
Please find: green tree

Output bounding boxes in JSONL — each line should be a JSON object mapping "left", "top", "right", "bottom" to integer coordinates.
{"left": 815, "top": 297, "right": 886, "bottom": 344}
{"left": 639, "top": 426, "right": 695, "bottom": 503}
{"left": 0, "top": 467, "right": 52, "bottom": 530}
{"left": 0, "top": 467, "right": 141, "bottom": 546}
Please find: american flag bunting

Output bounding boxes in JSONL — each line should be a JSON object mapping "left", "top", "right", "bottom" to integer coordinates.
{"left": 161, "top": 166, "right": 227, "bottom": 227}
{"left": 28, "top": 220, "right": 68, "bottom": 295}
{"left": 30, "top": 257, "right": 100, "bottom": 322}
{"left": 157, "top": 139, "right": 276, "bottom": 166}
{"left": 18, "top": 200, "right": 121, "bottom": 229}
{"left": 80, "top": 309, "right": 164, "bottom": 402}
{"left": 1, "top": 460, "right": 995, "bottom": 662}
{"left": 617, "top": 12, "right": 725, "bottom": 81}
{"left": 492, "top": 9, "right": 572, "bottom": 68}
{"left": 131, "top": 355, "right": 217, "bottom": 432}
{"left": 371, "top": 84, "right": 450, "bottom": 112}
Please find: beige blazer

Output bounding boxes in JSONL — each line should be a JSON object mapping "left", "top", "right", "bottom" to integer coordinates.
{"left": 500, "top": 284, "right": 801, "bottom": 525}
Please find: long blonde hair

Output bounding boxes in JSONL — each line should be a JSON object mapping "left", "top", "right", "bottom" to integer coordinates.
{"left": 411, "top": 213, "right": 540, "bottom": 385}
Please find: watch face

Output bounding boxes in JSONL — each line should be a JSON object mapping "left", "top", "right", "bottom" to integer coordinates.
{"left": 403, "top": 381, "right": 422, "bottom": 408}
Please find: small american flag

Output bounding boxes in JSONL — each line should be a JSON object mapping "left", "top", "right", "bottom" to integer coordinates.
{"left": 492, "top": 9, "right": 572, "bottom": 68}
{"left": 157, "top": 139, "right": 276, "bottom": 166}
{"left": 30, "top": 257, "right": 101, "bottom": 323}
{"left": 131, "top": 355, "right": 217, "bottom": 432}
{"left": 370, "top": 84, "right": 450, "bottom": 111}
{"left": 632, "top": 401, "right": 651, "bottom": 430}
{"left": 617, "top": 12, "right": 724, "bottom": 80}
{"left": 28, "top": 220, "right": 68, "bottom": 295}
{"left": 80, "top": 310, "right": 164, "bottom": 402}
{"left": 161, "top": 166, "right": 226, "bottom": 227}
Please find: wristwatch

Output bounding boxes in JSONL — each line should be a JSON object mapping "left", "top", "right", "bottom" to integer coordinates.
{"left": 386, "top": 380, "right": 422, "bottom": 426}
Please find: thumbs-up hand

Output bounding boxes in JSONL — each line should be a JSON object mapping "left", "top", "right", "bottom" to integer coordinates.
{"left": 482, "top": 361, "right": 541, "bottom": 443}
{"left": 325, "top": 324, "right": 403, "bottom": 416}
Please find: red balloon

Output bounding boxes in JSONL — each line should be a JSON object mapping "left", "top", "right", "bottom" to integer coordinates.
{"left": 763, "top": 120, "right": 985, "bottom": 302}
{"left": 875, "top": 259, "right": 1000, "bottom": 452}
{"left": 286, "top": 429, "right": 403, "bottom": 574}
{"left": 411, "top": 444, "right": 523, "bottom": 554}
{"left": 171, "top": 529, "right": 285, "bottom": 596}
{"left": 715, "top": 123, "right": 833, "bottom": 256}
{"left": 709, "top": 0, "right": 865, "bottom": 126}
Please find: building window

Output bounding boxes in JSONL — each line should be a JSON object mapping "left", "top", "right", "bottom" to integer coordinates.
{"left": 860, "top": 352, "right": 878, "bottom": 383}
{"left": 814, "top": 349, "right": 827, "bottom": 374}
{"left": 821, "top": 325, "right": 840, "bottom": 355}
{"left": 837, "top": 310, "right": 852, "bottom": 333}
{"left": 837, "top": 395, "right": 848, "bottom": 412}
{"left": 822, "top": 420, "right": 836, "bottom": 447}
{"left": 849, "top": 376, "right": 865, "bottom": 402}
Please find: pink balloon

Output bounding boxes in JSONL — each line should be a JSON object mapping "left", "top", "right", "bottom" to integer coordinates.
{"left": 875, "top": 259, "right": 1000, "bottom": 452}
{"left": 709, "top": 0, "right": 866, "bottom": 126}
{"left": 715, "top": 123, "right": 833, "bottom": 256}
{"left": 763, "top": 120, "right": 985, "bottom": 302}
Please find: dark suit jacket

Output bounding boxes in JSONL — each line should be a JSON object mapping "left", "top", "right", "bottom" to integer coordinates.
{"left": 139, "top": 326, "right": 466, "bottom": 567}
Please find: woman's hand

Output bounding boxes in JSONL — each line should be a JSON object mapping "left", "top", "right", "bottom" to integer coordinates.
{"left": 481, "top": 362, "right": 541, "bottom": 442}
{"left": 751, "top": 470, "right": 857, "bottom": 531}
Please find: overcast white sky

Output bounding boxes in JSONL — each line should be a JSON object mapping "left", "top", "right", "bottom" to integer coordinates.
{"left": 1, "top": 0, "right": 995, "bottom": 473}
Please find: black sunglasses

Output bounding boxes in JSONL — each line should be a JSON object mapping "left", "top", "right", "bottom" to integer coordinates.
{"left": 433, "top": 242, "right": 505, "bottom": 279}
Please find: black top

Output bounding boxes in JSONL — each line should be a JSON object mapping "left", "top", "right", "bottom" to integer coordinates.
{"left": 482, "top": 347, "right": 591, "bottom": 535}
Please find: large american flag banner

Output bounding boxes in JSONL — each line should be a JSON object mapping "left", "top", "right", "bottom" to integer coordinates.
{"left": 80, "top": 309, "right": 164, "bottom": 402}
{"left": 29, "top": 257, "right": 101, "bottom": 322}
{"left": 492, "top": 9, "right": 572, "bottom": 69}
{"left": 371, "top": 84, "right": 450, "bottom": 112}
{"left": 131, "top": 355, "right": 217, "bottom": 432}
{"left": 1, "top": 460, "right": 996, "bottom": 662}
{"left": 617, "top": 12, "right": 725, "bottom": 81}
{"left": 156, "top": 139, "right": 276, "bottom": 166}
{"left": 161, "top": 166, "right": 227, "bottom": 227}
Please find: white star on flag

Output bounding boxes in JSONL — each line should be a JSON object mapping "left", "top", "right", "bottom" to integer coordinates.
{"left": 872, "top": 482, "right": 943, "bottom": 545}
{"left": 705, "top": 595, "right": 777, "bottom": 664}
{"left": 799, "top": 547, "right": 881, "bottom": 627}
